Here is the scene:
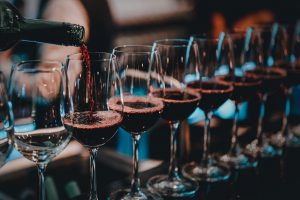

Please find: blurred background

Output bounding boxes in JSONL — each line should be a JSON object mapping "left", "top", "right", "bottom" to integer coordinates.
{"left": 0, "top": 0, "right": 300, "bottom": 199}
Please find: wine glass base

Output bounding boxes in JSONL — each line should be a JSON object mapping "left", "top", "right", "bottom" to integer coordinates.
{"left": 219, "top": 153, "right": 258, "bottom": 169}
{"left": 270, "top": 134, "right": 286, "bottom": 148}
{"left": 244, "top": 140, "right": 283, "bottom": 158}
{"left": 110, "top": 188, "right": 162, "bottom": 200}
{"left": 260, "top": 143, "right": 283, "bottom": 158}
{"left": 244, "top": 140, "right": 260, "bottom": 158}
{"left": 182, "top": 162, "right": 230, "bottom": 182}
{"left": 286, "top": 134, "right": 300, "bottom": 148}
{"left": 146, "top": 174, "right": 199, "bottom": 198}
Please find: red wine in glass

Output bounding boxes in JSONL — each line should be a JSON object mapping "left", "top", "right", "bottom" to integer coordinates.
{"left": 64, "top": 111, "right": 122, "bottom": 148}
{"left": 218, "top": 75, "right": 262, "bottom": 103}
{"left": 246, "top": 67, "right": 287, "bottom": 93}
{"left": 280, "top": 63, "right": 300, "bottom": 86}
{"left": 151, "top": 88, "right": 200, "bottom": 122}
{"left": 187, "top": 80, "right": 234, "bottom": 112}
{"left": 108, "top": 96, "right": 163, "bottom": 134}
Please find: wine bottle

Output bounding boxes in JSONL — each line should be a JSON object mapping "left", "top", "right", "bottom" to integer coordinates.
{"left": 0, "top": 0, "right": 85, "bottom": 51}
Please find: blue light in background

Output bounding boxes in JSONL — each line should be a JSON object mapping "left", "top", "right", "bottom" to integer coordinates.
{"left": 184, "top": 73, "right": 200, "bottom": 83}
{"left": 290, "top": 54, "right": 296, "bottom": 64}
{"left": 188, "top": 100, "right": 248, "bottom": 123}
{"left": 188, "top": 100, "right": 236, "bottom": 124}
{"left": 214, "top": 100, "right": 235, "bottom": 119}
{"left": 14, "top": 122, "right": 36, "bottom": 133}
{"left": 242, "top": 62, "right": 256, "bottom": 71}
{"left": 7, "top": 149, "right": 22, "bottom": 162}
{"left": 237, "top": 102, "right": 248, "bottom": 121}
{"left": 267, "top": 56, "right": 274, "bottom": 67}
{"left": 235, "top": 68, "right": 243, "bottom": 76}
{"left": 215, "top": 65, "right": 229, "bottom": 76}
{"left": 188, "top": 108, "right": 205, "bottom": 124}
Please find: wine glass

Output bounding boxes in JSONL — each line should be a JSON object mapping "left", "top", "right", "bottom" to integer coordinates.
{"left": 110, "top": 45, "right": 163, "bottom": 200}
{"left": 8, "top": 61, "right": 71, "bottom": 200}
{"left": 146, "top": 39, "right": 200, "bottom": 198}
{"left": 218, "top": 31, "right": 262, "bottom": 169}
{"left": 283, "top": 20, "right": 300, "bottom": 147}
{"left": 244, "top": 24, "right": 288, "bottom": 157}
{"left": 182, "top": 34, "right": 233, "bottom": 182}
{"left": 65, "top": 52, "right": 122, "bottom": 200}
{"left": 0, "top": 71, "right": 13, "bottom": 168}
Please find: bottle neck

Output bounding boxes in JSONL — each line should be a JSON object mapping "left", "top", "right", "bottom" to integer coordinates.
{"left": 20, "top": 19, "right": 84, "bottom": 46}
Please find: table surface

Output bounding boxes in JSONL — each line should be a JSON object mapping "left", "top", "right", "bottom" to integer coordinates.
{"left": 0, "top": 139, "right": 300, "bottom": 200}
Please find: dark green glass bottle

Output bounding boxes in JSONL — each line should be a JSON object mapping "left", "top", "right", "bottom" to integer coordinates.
{"left": 0, "top": 0, "right": 85, "bottom": 51}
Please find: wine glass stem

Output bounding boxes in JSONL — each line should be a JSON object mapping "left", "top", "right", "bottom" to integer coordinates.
{"left": 168, "top": 122, "right": 180, "bottom": 179}
{"left": 89, "top": 148, "right": 98, "bottom": 200}
{"left": 201, "top": 112, "right": 212, "bottom": 167}
{"left": 257, "top": 94, "right": 267, "bottom": 146}
{"left": 131, "top": 134, "right": 141, "bottom": 195}
{"left": 37, "top": 163, "right": 47, "bottom": 200}
{"left": 230, "top": 103, "right": 240, "bottom": 155}
{"left": 281, "top": 88, "right": 292, "bottom": 136}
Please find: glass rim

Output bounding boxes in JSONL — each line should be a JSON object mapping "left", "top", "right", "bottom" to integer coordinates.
{"left": 227, "top": 31, "right": 247, "bottom": 38}
{"left": 154, "top": 38, "right": 189, "bottom": 47}
{"left": 231, "top": 27, "right": 248, "bottom": 32}
{"left": 189, "top": 34, "right": 219, "bottom": 40}
{"left": 14, "top": 60, "right": 63, "bottom": 72}
{"left": 112, "top": 45, "right": 155, "bottom": 55}
{"left": 191, "top": 37, "right": 220, "bottom": 42}
{"left": 188, "top": 33, "right": 222, "bottom": 43}
{"left": 252, "top": 22, "right": 289, "bottom": 33}
{"left": 67, "top": 51, "right": 114, "bottom": 62}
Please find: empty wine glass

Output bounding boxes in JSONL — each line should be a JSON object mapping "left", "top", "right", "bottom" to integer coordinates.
{"left": 182, "top": 34, "right": 233, "bottom": 182}
{"left": 9, "top": 61, "right": 71, "bottom": 200}
{"left": 110, "top": 45, "right": 163, "bottom": 200}
{"left": 0, "top": 71, "right": 13, "bottom": 168}
{"left": 64, "top": 52, "right": 122, "bottom": 200}
{"left": 146, "top": 39, "right": 200, "bottom": 198}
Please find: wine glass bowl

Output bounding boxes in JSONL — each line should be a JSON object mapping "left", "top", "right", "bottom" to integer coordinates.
{"left": 110, "top": 45, "right": 164, "bottom": 136}
{"left": 187, "top": 80, "right": 233, "bottom": 113}
{"left": 150, "top": 88, "right": 200, "bottom": 123}
{"left": 9, "top": 61, "right": 70, "bottom": 163}
{"left": 63, "top": 110, "right": 122, "bottom": 148}
{"left": 218, "top": 74, "right": 262, "bottom": 104}
{"left": 246, "top": 67, "right": 286, "bottom": 94}
{"left": 108, "top": 95, "right": 163, "bottom": 134}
